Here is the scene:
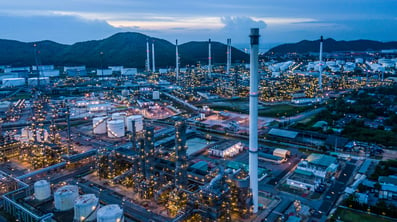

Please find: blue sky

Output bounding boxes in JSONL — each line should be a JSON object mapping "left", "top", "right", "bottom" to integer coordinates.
{"left": 0, "top": 0, "right": 396, "bottom": 48}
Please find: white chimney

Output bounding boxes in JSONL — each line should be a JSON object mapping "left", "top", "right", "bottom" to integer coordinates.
{"left": 208, "top": 38, "right": 212, "bottom": 79}
{"left": 176, "top": 39, "right": 179, "bottom": 84}
{"left": 226, "top": 38, "right": 231, "bottom": 75}
{"left": 152, "top": 41, "right": 155, "bottom": 72}
{"left": 249, "top": 28, "right": 260, "bottom": 214}
{"left": 319, "top": 36, "right": 323, "bottom": 91}
{"left": 146, "top": 39, "right": 150, "bottom": 72}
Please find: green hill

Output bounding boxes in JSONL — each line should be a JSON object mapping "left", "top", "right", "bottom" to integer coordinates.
{"left": 0, "top": 32, "right": 248, "bottom": 68}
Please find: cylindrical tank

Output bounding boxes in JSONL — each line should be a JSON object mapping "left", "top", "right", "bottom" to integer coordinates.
{"left": 93, "top": 116, "right": 107, "bottom": 134}
{"left": 121, "top": 89, "right": 130, "bottom": 96}
{"left": 112, "top": 112, "right": 126, "bottom": 121}
{"left": 2, "top": 78, "right": 25, "bottom": 87}
{"left": 54, "top": 185, "right": 79, "bottom": 211}
{"left": 97, "top": 204, "right": 124, "bottom": 222}
{"left": 126, "top": 115, "right": 143, "bottom": 132}
{"left": 107, "top": 119, "right": 125, "bottom": 138}
{"left": 34, "top": 180, "right": 51, "bottom": 201}
{"left": 74, "top": 194, "right": 99, "bottom": 222}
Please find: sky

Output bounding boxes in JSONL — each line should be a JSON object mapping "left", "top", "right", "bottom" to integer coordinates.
{"left": 0, "top": 0, "right": 396, "bottom": 50}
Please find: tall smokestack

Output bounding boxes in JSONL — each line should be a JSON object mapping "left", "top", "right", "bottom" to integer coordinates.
{"left": 319, "top": 36, "right": 323, "bottom": 91}
{"left": 176, "top": 39, "right": 179, "bottom": 84}
{"left": 208, "top": 38, "right": 212, "bottom": 79}
{"left": 152, "top": 41, "right": 155, "bottom": 72}
{"left": 146, "top": 39, "right": 150, "bottom": 72}
{"left": 226, "top": 38, "right": 231, "bottom": 76}
{"left": 249, "top": 28, "right": 260, "bottom": 214}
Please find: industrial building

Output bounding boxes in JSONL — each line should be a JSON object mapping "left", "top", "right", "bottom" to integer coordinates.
{"left": 208, "top": 141, "right": 243, "bottom": 158}
{"left": 287, "top": 153, "right": 338, "bottom": 191}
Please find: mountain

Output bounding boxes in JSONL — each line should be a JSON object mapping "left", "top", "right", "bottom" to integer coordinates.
{"left": 0, "top": 32, "right": 248, "bottom": 68}
{"left": 267, "top": 38, "right": 397, "bottom": 55}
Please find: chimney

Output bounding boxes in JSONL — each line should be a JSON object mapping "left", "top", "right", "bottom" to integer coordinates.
{"left": 226, "top": 38, "right": 232, "bottom": 76}
{"left": 208, "top": 38, "right": 212, "bottom": 79}
{"left": 176, "top": 39, "right": 179, "bottom": 84}
{"left": 152, "top": 41, "right": 155, "bottom": 72}
{"left": 249, "top": 28, "right": 260, "bottom": 214}
{"left": 146, "top": 39, "right": 150, "bottom": 72}
{"left": 319, "top": 36, "right": 323, "bottom": 91}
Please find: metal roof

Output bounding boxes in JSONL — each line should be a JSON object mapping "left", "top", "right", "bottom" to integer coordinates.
{"left": 306, "top": 153, "right": 337, "bottom": 167}
{"left": 268, "top": 128, "right": 298, "bottom": 139}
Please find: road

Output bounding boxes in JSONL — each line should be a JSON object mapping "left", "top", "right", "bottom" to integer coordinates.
{"left": 319, "top": 161, "right": 356, "bottom": 215}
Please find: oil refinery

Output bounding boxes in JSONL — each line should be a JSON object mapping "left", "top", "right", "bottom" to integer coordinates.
{"left": 0, "top": 27, "right": 396, "bottom": 222}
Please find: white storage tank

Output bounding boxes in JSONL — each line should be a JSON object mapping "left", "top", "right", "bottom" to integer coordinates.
{"left": 54, "top": 185, "right": 79, "bottom": 211}
{"left": 112, "top": 112, "right": 126, "bottom": 122}
{"left": 28, "top": 77, "right": 50, "bottom": 86}
{"left": 126, "top": 115, "right": 143, "bottom": 132}
{"left": 93, "top": 116, "right": 107, "bottom": 134}
{"left": 74, "top": 194, "right": 99, "bottom": 222}
{"left": 0, "top": 101, "right": 11, "bottom": 111}
{"left": 2, "top": 78, "right": 25, "bottom": 87}
{"left": 97, "top": 204, "right": 124, "bottom": 222}
{"left": 34, "top": 180, "right": 51, "bottom": 201}
{"left": 121, "top": 89, "right": 130, "bottom": 96}
{"left": 107, "top": 119, "right": 125, "bottom": 138}
{"left": 152, "top": 91, "right": 160, "bottom": 100}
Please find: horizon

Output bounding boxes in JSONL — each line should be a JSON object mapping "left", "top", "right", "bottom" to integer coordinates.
{"left": 1, "top": 31, "right": 396, "bottom": 54}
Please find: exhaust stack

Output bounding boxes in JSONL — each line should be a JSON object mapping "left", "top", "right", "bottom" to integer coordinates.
{"left": 249, "top": 28, "right": 260, "bottom": 214}
{"left": 226, "top": 38, "right": 231, "bottom": 75}
{"left": 146, "top": 39, "right": 150, "bottom": 72}
{"left": 176, "top": 39, "right": 179, "bottom": 84}
{"left": 319, "top": 36, "right": 323, "bottom": 91}
{"left": 152, "top": 41, "right": 155, "bottom": 72}
{"left": 208, "top": 38, "right": 212, "bottom": 79}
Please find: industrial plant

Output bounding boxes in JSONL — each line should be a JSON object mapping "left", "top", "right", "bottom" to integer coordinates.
{"left": 0, "top": 26, "right": 396, "bottom": 222}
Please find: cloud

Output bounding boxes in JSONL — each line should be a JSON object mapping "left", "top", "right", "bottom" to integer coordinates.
{"left": 220, "top": 16, "right": 267, "bottom": 43}
{"left": 0, "top": 14, "right": 120, "bottom": 44}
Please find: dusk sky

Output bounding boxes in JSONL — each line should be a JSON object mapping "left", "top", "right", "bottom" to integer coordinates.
{"left": 0, "top": 0, "right": 396, "bottom": 49}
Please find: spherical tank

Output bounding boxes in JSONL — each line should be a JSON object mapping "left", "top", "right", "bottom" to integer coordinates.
{"left": 34, "top": 180, "right": 51, "bottom": 201}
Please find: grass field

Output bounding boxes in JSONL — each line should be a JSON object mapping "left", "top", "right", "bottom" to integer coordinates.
{"left": 258, "top": 104, "right": 314, "bottom": 117}
{"left": 333, "top": 207, "right": 392, "bottom": 222}
{"left": 207, "top": 99, "right": 314, "bottom": 118}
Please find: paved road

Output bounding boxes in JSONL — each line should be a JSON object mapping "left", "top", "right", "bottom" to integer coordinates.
{"left": 319, "top": 162, "right": 356, "bottom": 215}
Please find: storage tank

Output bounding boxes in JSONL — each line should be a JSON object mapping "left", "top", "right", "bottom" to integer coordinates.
{"left": 28, "top": 77, "right": 50, "bottom": 86}
{"left": 54, "top": 185, "right": 79, "bottom": 211}
{"left": 152, "top": 91, "right": 160, "bottom": 100}
{"left": 93, "top": 116, "right": 107, "bottom": 134}
{"left": 107, "top": 119, "right": 125, "bottom": 138}
{"left": 74, "top": 194, "right": 99, "bottom": 222}
{"left": 97, "top": 204, "right": 124, "bottom": 222}
{"left": 34, "top": 180, "right": 51, "bottom": 201}
{"left": 2, "top": 78, "right": 25, "bottom": 87}
{"left": 126, "top": 115, "right": 143, "bottom": 132}
{"left": 0, "top": 101, "right": 11, "bottom": 111}
{"left": 112, "top": 112, "right": 127, "bottom": 122}
{"left": 121, "top": 89, "right": 130, "bottom": 96}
